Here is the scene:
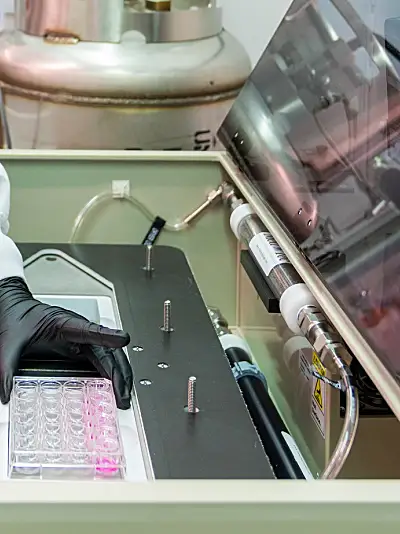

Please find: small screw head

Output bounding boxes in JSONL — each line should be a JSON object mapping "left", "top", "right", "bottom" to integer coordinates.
{"left": 158, "top": 363, "right": 169, "bottom": 369}
{"left": 184, "top": 405, "right": 200, "bottom": 413}
{"left": 132, "top": 346, "right": 144, "bottom": 352}
{"left": 139, "top": 379, "right": 152, "bottom": 386}
{"left": 161, "top": 326, "right": 174, "bottom": 332}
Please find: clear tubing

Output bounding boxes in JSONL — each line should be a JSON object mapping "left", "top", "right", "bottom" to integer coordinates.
{"left": 69, "top": 186, "right": 222, "bottom": 243}
{"left": 69, "top": 191, "right": 187, "bottom": 243}
{"left": 320, "top": 354, "right": 359, "bottom": 479}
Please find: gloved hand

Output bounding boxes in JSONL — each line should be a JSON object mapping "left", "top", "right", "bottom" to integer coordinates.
{"left": 0, "top": 276, "right": 133, "bottom": 409}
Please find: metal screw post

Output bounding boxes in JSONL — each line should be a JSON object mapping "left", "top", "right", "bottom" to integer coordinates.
{"left": 143, "top": 244, "right": 154, "bottom": 272}
{"left": 187, "top": 376, "right": 198, "bottom": 414}
{"left": 161, "top": 300, "right": 173, "bottom": 332}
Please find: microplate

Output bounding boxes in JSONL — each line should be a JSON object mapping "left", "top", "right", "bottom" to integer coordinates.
{"left": 8, "top": 377, "right": 126, "bottom": 480}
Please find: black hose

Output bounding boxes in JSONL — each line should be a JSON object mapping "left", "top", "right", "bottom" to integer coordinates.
{"left": 225, "top": 346, "right": 306, "bottom": 479}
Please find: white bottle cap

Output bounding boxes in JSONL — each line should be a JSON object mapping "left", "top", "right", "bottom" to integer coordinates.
{"left": 280, "top": 283, "right": 317, "bottom": 334}
{"left": 219, "top": 333, "right": 252, "bottom": 357}
{"left": 229, "top": 203, "right": 254, "bottom": 239}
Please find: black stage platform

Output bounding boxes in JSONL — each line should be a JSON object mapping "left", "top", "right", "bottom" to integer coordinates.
{"left": 18, "top": 243, "right": 274, "bottom": 480}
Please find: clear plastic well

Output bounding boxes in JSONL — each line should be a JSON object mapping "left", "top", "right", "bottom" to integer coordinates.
{"left": 8, "top": 377, "right": 126, "bottom": 480}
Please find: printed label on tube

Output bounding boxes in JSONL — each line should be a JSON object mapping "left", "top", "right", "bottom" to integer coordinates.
{"left": 299, "top": 351, "right": 311, "bottom": 382}
{"left": 249, "top": 232, "right": 289, "bottom": 277}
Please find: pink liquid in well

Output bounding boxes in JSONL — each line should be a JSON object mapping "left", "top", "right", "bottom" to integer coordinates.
{"left": 86, "top": 392, "right": 120, "bottom": 475}
{"left": 95, "top": 457, "right": 118, "bottom": 475}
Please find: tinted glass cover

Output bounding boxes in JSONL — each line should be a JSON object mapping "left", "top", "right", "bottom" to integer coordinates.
{"left": 219, "top": 0, "right": 400, "bottom": 380}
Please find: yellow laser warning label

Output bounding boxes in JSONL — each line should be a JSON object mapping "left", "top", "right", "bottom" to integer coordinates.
{"left": 311, "top": 352, "right": 326, "bottom": 439}
{"left": 313, "top": 379, "right": 323, "bottom": 411}
{"left": 312, "top": 352, "right": 326, "bottom": 377}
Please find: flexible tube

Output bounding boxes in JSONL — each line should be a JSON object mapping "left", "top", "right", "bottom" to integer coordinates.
{"left": 320, "top": 355, "right": 359, "bottom": 479}
{"left": 69, "top": 191, "right": 187, "bottom": 243}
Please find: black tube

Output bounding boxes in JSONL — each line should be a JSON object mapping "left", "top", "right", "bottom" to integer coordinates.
{"left": 225, "top": 346, "right": 306, "bottom": 479}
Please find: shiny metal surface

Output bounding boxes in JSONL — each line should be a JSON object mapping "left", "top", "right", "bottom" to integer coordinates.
{"left": 15, "top": 0, "right": 222, "bottom": 44}
{"left": 298, "top": 305, "right": 351, "bottom": 366}
{"left": 187, "top": 376, "right": 198, "bottom": 414}
{"left": 0, "top": 28, "right": 249, "bottom": 149}
{"left": 298, "top": 306, "right": 343, "bottom": 367}
{"left": 268, "top": 265, "right": 301, "bottom": 300}
{"left": 162, "top": 300, "right": 173, "bottom": 333}
{"left": 219, "top": 81, "right": 319, "bottom": 242}
{"left": 0, "top": 31, "right": 247, "bottom": 99}
{"left": 221, "top": 182, "right": 243, "bottom": 211}
{"left": 181, "top": 185, "right": 223, "bottom": 225}
{"left": 207, "top": 307, "right": 230, "bottom": 337}
{"left": 123, "top": 6, "right": 223, "bottom": 42}
{"left": 219, "top": 0, "right": 400, "bottom": 393}
{"left": 239, "top": 213, "right": 303, "bottom": 298}
{"left": 144, "top": 245, "right": 154, "bottom": 272}
{"left": 238, "top": 214, "right": 265, "bottom": 245}
{"left": 1, "top": 0, "right": 247, "bottom": 150}
{"left": 2, "top": 94, "right": 237, "bottom": 149}
{"left": 15, "top": 0, "right": 125, "bottom": 43}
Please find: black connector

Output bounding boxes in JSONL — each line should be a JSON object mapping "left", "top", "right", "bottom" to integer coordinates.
{"left": 240, "top": 250, "right": 280, "bottom": 314}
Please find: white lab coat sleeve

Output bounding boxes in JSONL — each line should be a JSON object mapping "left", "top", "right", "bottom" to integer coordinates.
{"left": 0, "top": 163, "right": 25, "bottom": 281}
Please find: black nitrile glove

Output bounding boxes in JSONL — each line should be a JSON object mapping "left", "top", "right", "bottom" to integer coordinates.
{"left": 0, "top": 277, "right": 133, "bottom": 409}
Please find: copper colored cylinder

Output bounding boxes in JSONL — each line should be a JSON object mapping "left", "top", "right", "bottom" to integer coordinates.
{"left": 145, "top": 0, "right": 171, "bottom": 11}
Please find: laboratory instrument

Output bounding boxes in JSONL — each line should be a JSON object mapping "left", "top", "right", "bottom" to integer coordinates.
{"left": 218, "top": 0, "right": 400, "bottom": 478}
{"left": 1, "top": 0, "right": 400, "bottom": 528}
